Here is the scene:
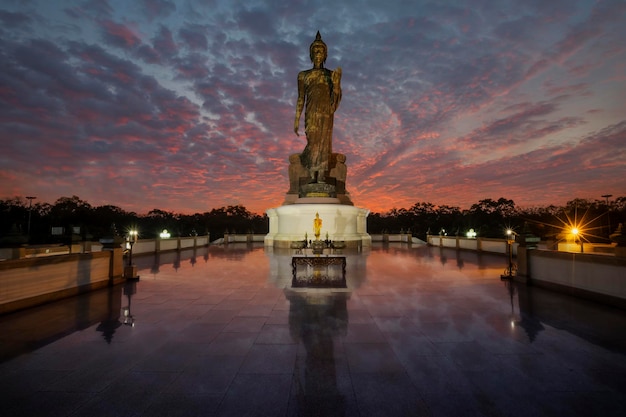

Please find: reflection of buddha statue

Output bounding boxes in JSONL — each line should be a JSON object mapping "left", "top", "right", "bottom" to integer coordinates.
{"left": 286, "top": 290, "right": 348, "bottom": 416}
{"left": 313, "top": 212, "right": 322, "bottom": 240}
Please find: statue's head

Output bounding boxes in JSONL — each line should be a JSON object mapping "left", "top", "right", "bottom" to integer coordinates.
{"left": 309, "top": 31, "right": 327, "bottom": 64}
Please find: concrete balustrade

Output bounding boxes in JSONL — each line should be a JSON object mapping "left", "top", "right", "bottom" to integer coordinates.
{"left": 0, "top": 236, "right": 210, "bottom": 314}
{"left": 132, "top": 239, "right": 156, "bottom": 254}
{"left": 157, "top": 238, "right": 179, "bottom": 252}
{"left": 426, "top": 234, "right": 625, "bottom": 308}
{"left": 428, "top": 235, "right": 518, "bottom": 255}
{"left": 223, "top": 234, "right": 266, "bottom": 243}
{"left": 0, "top": 249, "right": 124, "bottom": 314}
{"left": 0, "top": 235, "right": 211, "bottom": 261}
{"left": 516, "top": 246, "right": 626, "bottom": 309}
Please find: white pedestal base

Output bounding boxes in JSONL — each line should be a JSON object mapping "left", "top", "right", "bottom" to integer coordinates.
{"left": 265, "top": 203, "right": 371, "bottom": 248}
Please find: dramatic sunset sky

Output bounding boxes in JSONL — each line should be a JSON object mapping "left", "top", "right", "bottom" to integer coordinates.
{"left": 1, "top": 0, "right": 625, "bottom": 215}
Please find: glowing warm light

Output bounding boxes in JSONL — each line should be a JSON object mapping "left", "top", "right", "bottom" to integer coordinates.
{"left": 160, "top": 229, "right": 171, "bottom": 239}
{"left": 571, "top": 227, "right": 579, "bottom": 236}
{"left": 466, "top": 229, "right": 476, "bottom": 239}
{"left": 125, "top": 229, "right": 139, "bottom": 249}
{"left": 505, "top": 229, "right": 517, "bottom": 242}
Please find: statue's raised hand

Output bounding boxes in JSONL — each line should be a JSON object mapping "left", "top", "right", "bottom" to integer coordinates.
{"left": 332, "top": 67, "right": 342, "bottom": 86}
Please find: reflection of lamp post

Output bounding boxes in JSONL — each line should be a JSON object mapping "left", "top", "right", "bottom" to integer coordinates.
{"left": 122, "top": 280, "right": 137, "bottom": 326}
{"left": 26, "top": 196, "right": 36, "bottom": 236}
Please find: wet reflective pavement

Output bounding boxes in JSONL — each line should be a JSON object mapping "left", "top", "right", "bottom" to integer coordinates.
{"left": 1, "top": 244, "right": 625, "bottom": 416}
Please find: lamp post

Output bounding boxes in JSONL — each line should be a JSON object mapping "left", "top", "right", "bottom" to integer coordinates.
{"left": 601, "top": 194, "right": 612, "bottom": 239}
{"left": 127, "top": 230, "right": 138, "bottom": 266}
{"left": 124, "top": 230, "right": 139, "bottom": 280}
{"left": 26, "top": 196, "right": 36, "bottom": 237}
{"left": 572, "top": 227, "right": 583, "bottom": 253}
{"left": 501, "top": 229, "right": 516, "bottom": 279}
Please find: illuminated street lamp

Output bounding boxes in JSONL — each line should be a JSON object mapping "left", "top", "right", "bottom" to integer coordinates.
{"left": 571, "top": 227, "right": 583, "bottom": 253}
{"left": 160, "top": 229, "right": 171, "bottom": 239}
{"left": 501, "top": 229, "right": 517, "bottom": 279}
{"left": 466, "top": 229, "right": 477, "bottom": 239}
{"left": 124, "top": 230, "right": 139, "bottom": 280}
{"left": 126, "top": 230, "right": 138, "bottom": 266}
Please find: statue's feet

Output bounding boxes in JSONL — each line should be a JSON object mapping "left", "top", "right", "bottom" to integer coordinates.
{"left": 308, "top": 171, "right": 326, "bottom": 183}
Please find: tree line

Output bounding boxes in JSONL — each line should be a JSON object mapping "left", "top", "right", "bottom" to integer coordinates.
{"left": 1, "top": 195, "right": 625, "bottom": 246}
{"left": 368, "top": 197, "right": 626, "bottom": 242}
{"left": 0, "top": 196, "right": 267, "bottom": 246}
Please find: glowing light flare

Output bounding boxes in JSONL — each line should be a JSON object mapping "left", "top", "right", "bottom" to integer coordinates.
{"left": 504, "top": 228, "right": 518, "bottom": 241}
{"left": 126, "top": 228, "right": 139, "bottom": 242}
{"left": 527, "top": 203, "right": 608, "bottom": 248}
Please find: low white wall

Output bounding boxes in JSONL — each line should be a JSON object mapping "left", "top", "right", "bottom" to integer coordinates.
{"left": 369, "top": 234, "right": 414, "bottom": 243}
{"left": 159, "top": 239, "right": 179, "bottom": 251}
{"left": 130, "top": 236, "right": 209, "bottom": 255}
{"left": 0, "top": 251, "right": 119, "bottom": 313}
{"left": 180, "top": 238, "right": 195, "bottom": 249}
{"left": 222, "top": 234, "right": 267, "bottom": 244}
{"left": 525, "top": 249, "right": 626, "bottom": 304}
{"left": 459, "top": 239, "right": 478, "bottom": 250}
{"left": 441, "top": 237, "right": 457, "bottom": 248}
{"left": 481, "top": 239, "right": 508, "bottom": 254}
{"left": 133, "top": 240, "right": 156, "bottom": 254}
{"left": 427, "top": 235, "right": 517, "bottom": 255}
{"left": 0, "top": 236, "right": 210, "bottom": 261}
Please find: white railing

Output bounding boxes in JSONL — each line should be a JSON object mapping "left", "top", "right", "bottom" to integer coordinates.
{"left": 428, "top": 235, "right": 517, "bottom": 255}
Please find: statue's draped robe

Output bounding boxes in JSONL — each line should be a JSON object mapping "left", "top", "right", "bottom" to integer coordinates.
{"left": 298, "top": 68, "right": 341, "bottom": 177}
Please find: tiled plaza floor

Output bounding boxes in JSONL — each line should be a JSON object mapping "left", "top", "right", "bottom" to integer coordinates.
{"left": 1, "top": 243, "right": 625, "bottom": 416}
